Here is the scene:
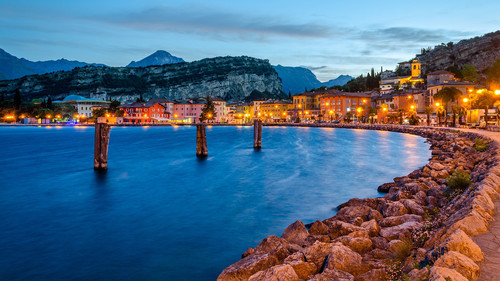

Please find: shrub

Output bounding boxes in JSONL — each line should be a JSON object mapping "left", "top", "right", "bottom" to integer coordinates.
{"left": 474, "top": 138, "right": 489, "bottom": 152}
{"left": 446, "top": 170, "right": 472, "bottom": 192}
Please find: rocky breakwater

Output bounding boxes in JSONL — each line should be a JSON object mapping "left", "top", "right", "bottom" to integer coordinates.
{"left": 218, "top": 125, "right": 500, "bottom": 281}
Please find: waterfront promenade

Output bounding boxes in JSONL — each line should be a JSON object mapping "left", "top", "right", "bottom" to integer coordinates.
{"left": 457, "top": 129, "right": 500, "bottom": 281}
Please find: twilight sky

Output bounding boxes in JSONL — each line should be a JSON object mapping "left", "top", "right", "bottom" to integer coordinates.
{"left": 1, "top": 0, "right": 499, "bottom": 81}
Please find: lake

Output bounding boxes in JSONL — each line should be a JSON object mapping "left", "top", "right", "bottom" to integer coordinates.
{"left": 0, "top": 125, "right": 431, "bottom": 280}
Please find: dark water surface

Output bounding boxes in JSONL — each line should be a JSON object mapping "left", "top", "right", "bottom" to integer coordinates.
{"left": 0, "top": 126, "right": 431, "bottom": 281}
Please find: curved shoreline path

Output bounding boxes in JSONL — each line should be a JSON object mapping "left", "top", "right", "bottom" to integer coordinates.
{"left": 458, "top": 129, "right": 500, "bottom": 281}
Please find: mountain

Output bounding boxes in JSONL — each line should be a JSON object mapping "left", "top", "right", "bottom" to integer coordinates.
{"left": 0, "top": 48, "right": 105, "bottom": 80}
{"left": 273, "top": 65, "right": 353, "bottom": 95}
{"left": 322, "top": 75, "right": 354, "bottom": 87}
{"left": 417, "top": 30, "right": 500, "bottom": 74}
{"left": 273, "top": 65, "right": 322, "bottom": 94}
{"left": 0, "top": 56, "right": 284, "bottom": 102}
{"left": 126, "top": 50, "right": 184, "bottom": 67}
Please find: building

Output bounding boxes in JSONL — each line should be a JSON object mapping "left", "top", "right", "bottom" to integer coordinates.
{"left": 119, "top": 100, "right": 169, "bottom": 124}
{"left": 319, "top": 92, "right": 371, "bottom": 121}
{"left": 172, "top": 98, "right": 224, "bottom": 123}
{"left": 259, "top": 100, "right": 292, "bottom": 122}
{"left": 292, "top": 89, "right": 339, "bottom": 120}
{"left": 380, "top": 60, "right": 424, "bottom": 93}
{"left": 426, "top": 70, "right": 456, "bottom": 86}
{"left": 59, "top": 95, "right": 110, "bottom": 117}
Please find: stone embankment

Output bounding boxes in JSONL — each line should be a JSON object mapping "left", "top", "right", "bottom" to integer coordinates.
{"left": 218, "top": 125, "right": 500, "bottom": 281}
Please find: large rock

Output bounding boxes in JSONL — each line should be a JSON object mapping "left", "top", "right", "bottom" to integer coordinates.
{"left": 380, "top": 221, "right": 422, "bottom": 240}
{"left": 327, "top": 220, "right": 364, "bottom": 239}
{"left": 281, "top": 220, "right": 309, "bottom": 245}
{"left": 434, "top": 251, "right": 480, "bottom": 281}
{"left": 336, "top": 205, "right": 372, "bottom": 223}
{"left": 309, "top": 269, "right": 354, "bottom": 281}
{"left": 401, "top": 199, "right": 425, "bottom": 216}
{"left": 325, "top": 244, "right": 362, "bottom": 275}
{"left": 248, "top": 264, "right": 299, "bottom": 281}
{"left": 284, "top": 259, "right": 317, "bottom": 280}
{"left": 301, "top": 242, "right": 334, "bottom": 269}
{"left": 361, "top": 219, "right": 380, "bottom": 236}
{"left": 218, "top": 236, "right": 295, "bottom": 281}
{"left": 378, "top": 214, "right": 423, "bottom": 227}
{"left": 308, "top": 220, "right": 329, "bottom": 235}
{"left": 439, "top": 229, "right": 483, "bottom": 262}
{"left": 381, "top": 201, "right": 408, "bottom": 217}
{"left": 354, "top": 268, "right": 388, "bottom": 281}
{"left": 428, "top": 266, "right": 468, "bottom": 281}
{"left": 218, "top": 253, "right": 281, "bottom": 281}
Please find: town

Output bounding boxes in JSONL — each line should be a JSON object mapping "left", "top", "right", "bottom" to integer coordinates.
{"left": 1, "top": 59, "right": 500, "bottom": 129}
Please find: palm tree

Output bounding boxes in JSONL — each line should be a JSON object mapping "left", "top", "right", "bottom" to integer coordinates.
{"left": 471, "top": 90, "right": 495, "bottom": 128}
{"left": 451, "top": 104, "right": 461, "bottom": 127}
{"left": 434, "top": 87, "right": 462, "bottom": 127}
{"left": 398, "top": 108, "right": 405, "bottom": 125}
{"left": 424, "top": 106, "right": 433, "bottom": 126}
{"left": 436, "top": 105, "right": 445, "bottom": 126}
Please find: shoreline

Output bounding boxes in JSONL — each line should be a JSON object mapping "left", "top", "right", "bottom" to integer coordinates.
{"left": 218, "top": 124, "right": 499, "bottom": 281}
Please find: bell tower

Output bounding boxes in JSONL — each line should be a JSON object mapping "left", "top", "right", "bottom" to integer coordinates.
{"left": 411, "top": 59, "right": 421, "bottom": 77}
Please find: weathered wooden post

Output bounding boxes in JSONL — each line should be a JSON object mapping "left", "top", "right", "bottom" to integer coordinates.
{"left": 94, "top": 122, "right": 111, "bottom": 170}
{"left": 196, "top": 124, "right": 208, "bottom": 157}
{"left": 254, "top": 119, "right": 262, "bottom": 149}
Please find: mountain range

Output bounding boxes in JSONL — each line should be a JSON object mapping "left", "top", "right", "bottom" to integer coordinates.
{"left": 0, "top": 48, "right": 352, "bottom": 95}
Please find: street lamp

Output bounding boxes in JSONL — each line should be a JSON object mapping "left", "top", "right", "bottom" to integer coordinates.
{"left": 329, "top": 110, "right": 333, "bottom": 122}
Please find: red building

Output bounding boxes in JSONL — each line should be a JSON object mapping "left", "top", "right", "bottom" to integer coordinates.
{"left": 119, "top": 101, "right": 170, "bottom": 124}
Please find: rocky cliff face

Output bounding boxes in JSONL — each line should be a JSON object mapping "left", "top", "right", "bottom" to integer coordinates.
{"left": 418, "top": 31, "right": 500, "bottom": 73}
{"left": 0, "top": 56, "right": 283, "bottom": 102}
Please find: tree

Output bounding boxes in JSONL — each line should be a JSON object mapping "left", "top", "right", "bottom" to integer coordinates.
{"left": 14, "top": 90, "right": 21, "bottom": 110}
{"left": 461, "top": 65, "right": 480, "bottom": 83}
{"left": 110, "top": 100, "right": 121, "bottom": 112}
{"left": 199, "top": 95, "right": 216, "bottom": 123}
{"left": 434, "top": 87, "right": 462, "bottom": 127}
{"left": 398, "top": 108, "right": 405, "bottom": 124}
{"left": 470, "top": 90, "right": 495, "bottom": 128}
{"left": 47, "top": 96, "right": 53, "bottom": 109}
{"left": 436, "top": 105, "right": 445, "bottom": 126}
{"left": 486, "top": 58, "right": 500, "bottom": 89}
{"left": 115, "top": 109, "right": 125, "bottom": 117}
{"left": 451, "top": 104, "right": 461, "bottom": 127}
{"left": 424, "top": 106, "right": 433, "bottom": 126}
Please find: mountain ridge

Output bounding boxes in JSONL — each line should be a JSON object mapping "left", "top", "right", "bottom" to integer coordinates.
{"left": 126, "top": 50, "right": 184, "bottom": 67}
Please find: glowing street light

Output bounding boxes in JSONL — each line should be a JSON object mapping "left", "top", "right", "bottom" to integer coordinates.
{"left": 410, "top": 105, "right": 415, "bottom": 110}
{"left": 495, "top": 90, "right": 500, "bottom": 95}
{"left": 435, "top": 102, "right": 440, "bottom": 107}
{"left": 46, "top": 114, "right": 51, "bottom": 119}
{"left": 463, "top": 98, "right": 469, "bottom": 103}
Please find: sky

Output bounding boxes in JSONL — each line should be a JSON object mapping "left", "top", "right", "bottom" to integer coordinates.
{"left": 1, "top": 0, "right": 499, "bottom": 81}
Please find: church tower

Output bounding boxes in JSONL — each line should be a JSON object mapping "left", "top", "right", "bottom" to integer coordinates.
{"left": 411, "top": 59, "right": 421, "bottom": 77}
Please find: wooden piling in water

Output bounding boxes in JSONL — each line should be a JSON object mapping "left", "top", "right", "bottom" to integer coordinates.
{"left": 254, "top": 120, "right": 262, "bottom": 149}
{"left": 94, "top": 122, "right": 111, "bottom": 170}
{"left": 196, "top": 124, "right": 208, "bottom": 157}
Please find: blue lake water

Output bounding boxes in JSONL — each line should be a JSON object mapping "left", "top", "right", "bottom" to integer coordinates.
{"left": 0, "top": 126, "right": 431, "bottom": 281}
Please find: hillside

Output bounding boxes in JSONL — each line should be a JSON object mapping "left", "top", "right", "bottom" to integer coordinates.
{"left": 0, "top": 56, "right": 284, "bottom": 102}
{"left": 417, "top": 30, "right": 500, "bottom": 73}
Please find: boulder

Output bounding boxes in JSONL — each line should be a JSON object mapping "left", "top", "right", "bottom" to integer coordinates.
{"left": 248, "top": 264, "right": 299, "bottom": 281}
{"left": 302, "top": 235, "right": 330, "bottom": 247}
{"left": 284, "top": 260, "right": 317, "bottom": 280}
{"left": 428, "top": 162, "right": 445, "bottom": 171}
{"left": 361, "top": 219, "right": 380, "bottom": 236}
{"left": 336, "top": 205, "right": 372, "bottom": 222}
{"left": 308, "top": 220, "right": 329, "bottom": 235}
{"left": 428, "top": 266, "right": 468, "bottom": 281}
{"left": 327, "top": 220, "right": 364, "bottom": 239}
{"left": 309, "top": 269, "right": 354, "bottom": 281}
{"left": 281, "top": 220, "right": 309, "bottom": 245}
{"left": 439, "top": 229, "right": 483, "bottom": 262}
{"left": 301, "top": 242, "right": 335, "bottom": 269}
{"left": 217, "top": 253, "right": 281, "bottom": 281}
{"left": 401, "top": 199, "right": 425, "bottom": 216}
{"left": 434, "top": 251, "right": 480, "bottom": 281}
{"left": 354, "top": 268, "right": 388, "bottom": 281}
{"left": 242, "top": 248, "right": 254, "bottom": 259}
{"left": 377, "top": 182, "right": 395, "bottom": 193}
{"left": 407, "top": 268, "right": 430, "bottom": 281}
{"left": 325, "top": 244, "right": 362, "bottom": 275}
{"left": 378, "top": 214, "right": 422, "bottom": 227}
{"left": 345, "top": 237, "right": 373, "bottom": 254}
{"left": 254, "top": 236, "right": 295, "bottom": 258}
{"left": 368, "top": 209, "right": 384, "bottom": 221}
{"left": 380, "top": 221, "right": 422, "bottom": 241}
{"left": 370, "top": 237, "right": 389, "bottom": 250}
{"left": 381, "top": 202, "right": 408, "bottom": 217}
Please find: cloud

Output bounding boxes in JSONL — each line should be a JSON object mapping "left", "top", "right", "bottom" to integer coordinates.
{"left": 355, "top": 27, "right": 475, "bottom": 45}
{"left": 95, "top": 5, "right": 333, "bottom": 39}
{"left": 300, "top": 65, "right": 328, "bottom": 71}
